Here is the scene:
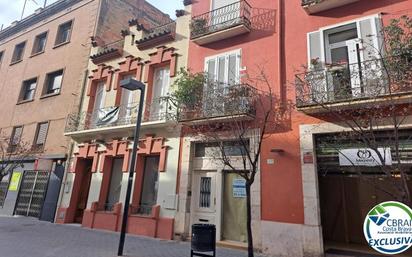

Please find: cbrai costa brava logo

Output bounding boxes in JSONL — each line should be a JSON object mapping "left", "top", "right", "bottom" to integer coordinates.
{"left": 364, "top": 201, "right": 412, "bottom": 255}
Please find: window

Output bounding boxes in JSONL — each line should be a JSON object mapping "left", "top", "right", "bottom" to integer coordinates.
{"left": 11, "top": 42, "right": 26, "bottom": 63}
{"left": 55, "top": 21, "right": 73, "bottom": 46}
{"left": 9, "top": 126, "right": 23, "bottom": 152}
{"left": 44, "top": 70, "right": 63, "bottom": 95}
{"left": 205, "top": 49, "right": 241, "bottom": 85}
{"left": 19, "top": 78, "right": 37, "bottom": 102}
{"left": 0, "top": 51, "right": 4, "bottom": 65}
{"left": 33, "top": 122, "right": 49, "bottom": 149}
{"left": 195, "top": 140, "right": 249, "bottom": 157}
{"left": 138, "top": 156, "right": 160, "bottom": 215}
{"left": 199, "top": 177, "right": 212, "bottom": 208}
{"left": 32, "top": 32, "right": 48, "bottom": 55}
{"left": 307, "top": 16, "right": 383, "bottom": 102}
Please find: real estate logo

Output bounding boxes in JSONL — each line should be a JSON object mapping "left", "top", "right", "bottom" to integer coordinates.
{"left": 364, "top": 201, "right": 412, "bottom": 255}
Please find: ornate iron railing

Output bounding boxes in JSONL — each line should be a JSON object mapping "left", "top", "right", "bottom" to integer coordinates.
{"left": 295, "top": 56, "right": 412, "bottom": 107}
{"left": 130, "top": 204, "right": 153, "bottom": 216}
{"left": 65, "top": 96, "right": 174, "bottom": 133}
{"left": 190, "top": 0, "right": 252, "bottom": 39}
{"left": 178, "top": 83, "right": 256, "bottom": 122}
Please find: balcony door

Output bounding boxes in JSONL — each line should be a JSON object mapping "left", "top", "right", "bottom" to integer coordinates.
{"left": 204, "top": 50, "right": 241, "bottom": 116}
{"left": 150, "top": 67, "right": 170, "bottom": 121}
{"left": 325, "top": 24, "right": 362, "bottom": 100}
{"left": 120, "top": 74, "right": 135, "bottom": 123}
{"left": 211, "top": 0, "right": 240, "bottom": 26}
{"left": 91, "top": 82, "right": 106, "bottom": 128}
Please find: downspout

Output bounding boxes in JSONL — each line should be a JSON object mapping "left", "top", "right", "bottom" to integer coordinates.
{"left": 277, "top": 0, "right": 286, "bottom": 106}
{"left": 54, "top": 69, "right": 89, "bottom": 222}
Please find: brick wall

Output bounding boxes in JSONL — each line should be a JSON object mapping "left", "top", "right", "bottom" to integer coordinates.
{"left": 95, "top": 0, "right": 172, "bottom": 45}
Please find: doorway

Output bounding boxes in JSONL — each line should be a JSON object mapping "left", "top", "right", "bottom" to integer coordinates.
{"left": 73, "top": 159, "right": 93, "bottom": 223}
{"left": 222, "top": 172, "right": 247, "bottom": 243}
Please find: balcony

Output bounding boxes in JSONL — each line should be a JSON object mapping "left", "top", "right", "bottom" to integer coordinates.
{"left": 301, "top": 0, "right": 360, "bottom": 14}
{"left": 65, "top": 97, "right": 174, "bottom": 141}
{"left": 295, "top": 56, "right": 412, "bottom": 113}
{"left": 90, "top": 39, "right": 124, "bottom": 64}
{"left": 178, "top": 83, "right": 256, "bottom": 124}
{"left": 136, "top": 22, "right": 176, "bottom": 50}
{"left": 190, "top": 0, "right": 252, "bottom": 45}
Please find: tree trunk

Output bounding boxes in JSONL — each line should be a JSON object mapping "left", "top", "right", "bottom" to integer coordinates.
{"left": 246, "top": 183, "right": 254, "bottom": 257}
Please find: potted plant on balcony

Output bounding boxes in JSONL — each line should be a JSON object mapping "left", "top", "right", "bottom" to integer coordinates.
{"left": 171, "top": 68, "right": 206, "bottom": 121}
{"left": 190, "top": 18, "right": 208, "bottom": 37}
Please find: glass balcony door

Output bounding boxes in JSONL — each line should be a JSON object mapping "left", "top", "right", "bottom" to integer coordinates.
{"left": 204, "top": 50, "right": 241, "bottom": 117}
{"left": 120, "top": 74, "right": 135, "bottom": 124}
{"left": 91, "top": 82, "right": 106, "bottom": 128}
{"left": 211, "top": 0, "right": 240, "bottom": 27}
{"left": 150, "top": 67, "right": 170, "bottom": 121}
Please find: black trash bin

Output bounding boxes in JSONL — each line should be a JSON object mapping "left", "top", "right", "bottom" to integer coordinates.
{"left": 191, "top": 224, "right": 216, "bottom": 257}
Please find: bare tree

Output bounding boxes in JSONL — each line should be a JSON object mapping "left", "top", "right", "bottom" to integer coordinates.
{"left": 294, "top": 16, "right": 412, "bottom": 205}
{"left": 173, "top": 66, "right": 291, "bottom": 257}
{"left": 0, "top": 132, "right": 36, "bottom": 184}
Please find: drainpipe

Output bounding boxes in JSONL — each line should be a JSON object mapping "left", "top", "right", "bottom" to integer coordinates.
{"left": 277, "top": 0, "right": 286, "bottom": 106}
{"left": 54, "top": 69, "right": 89, "bottom": 222}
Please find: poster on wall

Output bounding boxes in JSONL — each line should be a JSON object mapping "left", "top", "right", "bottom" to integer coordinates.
{"left": 233, "top": 178, "right": 246, "bottom": 198}
{"left": 339, "top": 148, "right": 392, "bottom": 167}
{"left": 8, "top": 172, "right": 22, "bottom": 191}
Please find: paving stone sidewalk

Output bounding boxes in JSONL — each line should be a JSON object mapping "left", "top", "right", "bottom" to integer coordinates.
{"left": 0, "top": 216, "right": 259, "bottom": 257}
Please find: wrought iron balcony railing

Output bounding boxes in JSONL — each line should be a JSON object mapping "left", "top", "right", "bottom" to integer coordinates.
{"left": 190, "top": 0, "right": 252, "bottom": 40}
{"left": 295, "top": 56, "right": 412, "bottom": 108}
{"left": 65, "top": 96, "right": 174, "bottom": 133}
{"left": 136, "top": 22, "right": 176, "bottom": 50}
{"left": 178, "top": 83, "right": 256, "bottom": 123}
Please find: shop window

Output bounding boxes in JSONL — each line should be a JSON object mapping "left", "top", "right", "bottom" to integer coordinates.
{"left": 19, "top": 78, "right": 37, "bottom": 102}
{"left": 11, "top": 42, "right": 26, "bottom": 63}
{"left": 32, "top": 32, "right": 48, "bottom": 55}
{"left": 55, "top": 20, "right": 73, "bottom": 46}
{"left": 8, "top": 126, "right": 23, "bottom": 152}
{"left": 43, "top": 69, "right": 64, "bottom": 95}
{"left": 33, "top": 122, "right": 49, "bottom": 150}
{"left": 138, "top": 156, "right": 160, "bottom": 215}
{"left": 105, "top": 158, "right": 123, "bottom": 211}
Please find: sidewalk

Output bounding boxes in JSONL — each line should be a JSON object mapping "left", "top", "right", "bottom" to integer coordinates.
{"left": 0, "top": 216, "right": 258, "bottom": 257}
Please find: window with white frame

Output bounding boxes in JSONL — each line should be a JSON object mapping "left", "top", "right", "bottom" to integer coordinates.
{"left": 307, "top": 15, "right": 383, "bottom": 102}
{"left": 204, "top": 49, "right": 242, "bottom": 115}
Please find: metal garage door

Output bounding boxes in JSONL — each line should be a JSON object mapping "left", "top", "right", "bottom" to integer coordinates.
{"left": 14, "top": 170, "right": 50, "bottom": 218}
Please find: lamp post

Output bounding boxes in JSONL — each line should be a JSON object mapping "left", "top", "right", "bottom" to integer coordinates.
{"left": 117, "top": 78, "right": 146, "bottom": 256}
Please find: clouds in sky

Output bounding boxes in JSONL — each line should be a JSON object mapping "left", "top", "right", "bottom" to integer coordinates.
{"left": 0, "top": 0, "right": 183, "bottom": 29}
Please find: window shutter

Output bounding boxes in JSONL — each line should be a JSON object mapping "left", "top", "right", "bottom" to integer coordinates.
{"left": 218, "top": 56, "right": 226, "bottom": 85}
{"left": 359, "top": 17, "right": 382, "bottom": 61}
{"left": 308, "top": 31, "right": 323, "bottom": 68}
{"left": 36, "top": 122, "right": 49, "bottom": 145}
{"left": 206, "top": 59, "right": 216, "bottom": 82}
{"left": 12, "top": 127, "right": 23, "bottom": 145}
{"left": 307, "top": 31, "right": 328, "bottom": 103}
{"left": 228, "top": 53, "right": 237, "bottom": 85}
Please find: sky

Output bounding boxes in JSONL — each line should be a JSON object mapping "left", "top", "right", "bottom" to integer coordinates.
{"left": 0, "top": 0, "right": 183, "bottom": 29}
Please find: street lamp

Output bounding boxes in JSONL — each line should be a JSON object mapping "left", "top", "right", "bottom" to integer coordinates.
{"left": 117, "top": 78, "right": 146, "bottom": 256}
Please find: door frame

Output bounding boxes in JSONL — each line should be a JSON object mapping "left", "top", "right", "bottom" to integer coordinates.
{"left": 190, "top": 169, "right": 224, "bottom": 241}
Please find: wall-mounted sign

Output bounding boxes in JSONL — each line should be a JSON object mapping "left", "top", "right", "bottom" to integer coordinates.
{"left": 303, "top": 152, "right": 314, "bottom": 164}
{"left": 233, "top": 178, "right": 246, "bottom": 198}
{"left": 8, "top": 172, "right": 22, "bottom": 191}
{"left": 339, "top": 148, "right": 392, "bottom": 167}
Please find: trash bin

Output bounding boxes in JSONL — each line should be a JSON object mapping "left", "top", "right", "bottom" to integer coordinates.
{"left": 191, "top": 224, "right": 216, "bottom": 257}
